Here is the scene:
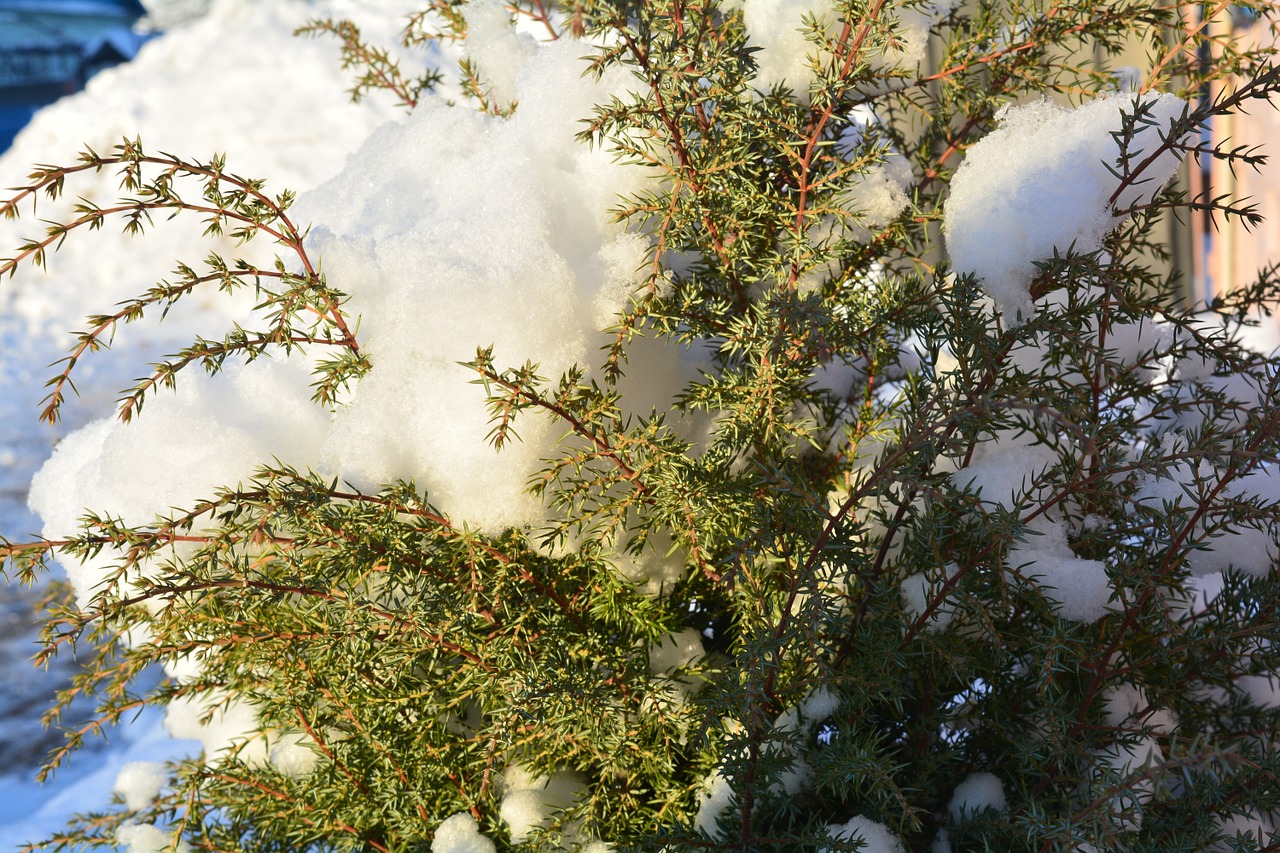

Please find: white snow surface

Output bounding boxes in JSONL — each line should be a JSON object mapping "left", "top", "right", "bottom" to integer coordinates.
{"left": 116, "top": 821, "right": 190, "bottom": 853}
{"left": 295, "top": 38, "right": 653, "bottom": 529}
{"left": 901, "top": 562, "right": 958, "bottom": 631}
{"left": 944, "top": 93, "right": 1187, "bottom": 320}
{"left": 694, "top": 769, "right": 735, "bottom": 840}
{"left": 498, "top": 767, "right": 585, "bottom": 844}
{"left": 463, "top": 0, "right": 539, "bottom": 106}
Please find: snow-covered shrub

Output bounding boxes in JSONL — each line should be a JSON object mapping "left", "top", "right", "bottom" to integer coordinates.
{"left": 5, "top": 0, "right": 1280, "bottom": 850}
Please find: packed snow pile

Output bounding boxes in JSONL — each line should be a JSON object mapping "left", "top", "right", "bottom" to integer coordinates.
{"left": 296, "top": 39, "right": 658, "bottom": 528}
{"left": 28, "top": 35, "right": 657, "bottom": 577}
{"left": 943, "top": 93, "right": 1187, "bottom": 319}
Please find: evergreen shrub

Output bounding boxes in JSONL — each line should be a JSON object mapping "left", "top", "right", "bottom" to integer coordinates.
{"left": 5, "top": 0, "right": 1280, "bottom": 850}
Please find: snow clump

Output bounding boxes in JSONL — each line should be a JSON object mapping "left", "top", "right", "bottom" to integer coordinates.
{"left": 1009, "top": 516, "right": 1112, "bottom": 622}
{"left": 112, "top": 761, "right": 167, "bottom": 812}
{"left": 649, "top": 628, "right": 707, "bottom": 705}
{"left": 950, "top": 430, "right": 1114, "bottom": 622}
{"left": 1137, "top": 457, "right": 1280, "bottom": 578}
{"left": 298, "top": 38, "right": 653, "bottom": 528}
{"left": 944, "top": 93, "right": 1187, "bottom": 320}
{"left": 463, "top": 0, "right": 538, "bottom": 106}
{"left": 432, "top": 813, "right": 497, "bottom": 853}
{"left": 947, "top": 771, "right": 1007, "bottom": 822}
{"left": 498, "top": 766, "right": 585, "bottom": 844}
{"left": 822, "top": 815, "right": 906, "bottom": 853}
{"left": 116, "top": 823, "right": 189, "bottom": 853}
{"left": 694, "top": 770, "right": 736, "bottom": 839}
{"left": 1102, "top": 682, "right": 1178, "bottom": 734}
{"left": 837, "top": 153, "right": 914, "bottom": 240}
{"left": 900, "top": 562, "right": 959, "bottom": 631}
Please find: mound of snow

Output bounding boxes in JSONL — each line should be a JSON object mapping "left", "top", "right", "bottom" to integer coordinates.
{"left": 944, "top": 93, "right": 1186, "bottom": 320}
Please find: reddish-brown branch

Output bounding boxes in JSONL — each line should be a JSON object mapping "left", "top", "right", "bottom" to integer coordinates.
{"left": 476, "top": 366, "right": 651, "bottom": 496}
{"left": 2, "top": 152, "right": 361, "bottom": 356}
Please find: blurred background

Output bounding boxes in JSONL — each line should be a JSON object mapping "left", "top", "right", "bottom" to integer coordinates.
{"left": 1, "top": 1, "right": 148, "bottom": 151}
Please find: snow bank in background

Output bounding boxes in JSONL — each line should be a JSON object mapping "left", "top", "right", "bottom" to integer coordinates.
{"left": 944, "top": 93, "right": 1187, "bottom": 320}
{"left": 0, "top": 0, "right": 429, "bottom": 552}
{"left": 649, "top": 628, "right": 707, "bottom": 704}
{"left": 876, "top": 0, "right": 961, "bottom": 72}
{"left": 0, "top": 0, "right": 421, "bottom": 350}
{"left": 0, "top": 706, "right": 195, "bottom": 852}
{"left": 837, "top": 153, "right": 913, "bottom": 240}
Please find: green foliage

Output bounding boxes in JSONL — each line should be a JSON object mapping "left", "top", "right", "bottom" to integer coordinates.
{"left": 5, "top": 0, "right": 1280, "bottom": 851}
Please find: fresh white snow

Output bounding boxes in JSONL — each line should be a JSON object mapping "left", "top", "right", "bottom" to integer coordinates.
{"left": 944, "top": 93, "right": 1187, "bottom": 320}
